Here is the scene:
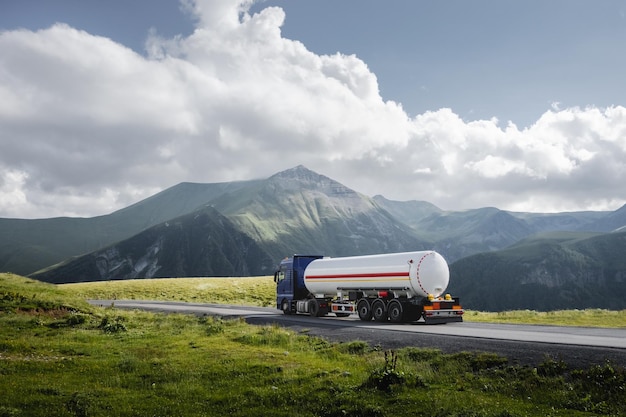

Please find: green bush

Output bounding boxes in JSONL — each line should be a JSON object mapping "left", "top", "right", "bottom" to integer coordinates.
{"left": 98, "top": 315, "right": 127, "bottom": 333}
{"left": 363, "top": 350, "right": 407, "bottom": 393}
{"left": 570, "top": 361, "right": 626, "bottom": 413}
{"left": 48, "top": 313, "right": 89, "bottom": 329}
{"left": 200, "top": 315, "right": 226, "bottom": 336}
{"left": 66, "top": 392, "right": 91, "bottom": 417}
{"left": 536, "top": 355, "right": 568, "bottom": 377}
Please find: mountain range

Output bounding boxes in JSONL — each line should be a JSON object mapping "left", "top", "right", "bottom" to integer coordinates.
{"left": 2, "top": 165, "right": 625, "bottom": 311}
{"left": 448, "top": 230, "right": 626, "bottom": 311}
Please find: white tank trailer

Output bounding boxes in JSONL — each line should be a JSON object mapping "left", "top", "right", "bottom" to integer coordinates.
{"left": 274, "top": 251, "right": 463, "bottom": 324}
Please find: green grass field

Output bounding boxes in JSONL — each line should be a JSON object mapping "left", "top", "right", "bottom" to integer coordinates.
{"left": 2, "top": 273, "right": 625, "bottom": 416}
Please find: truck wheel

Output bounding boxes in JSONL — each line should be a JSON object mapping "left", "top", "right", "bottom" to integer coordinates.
{"left": 372, "top": 299, "right": 388, "bottom": 322}
{"left": 308, "top": 299, "right": 320, "bottom": 317}
{"left": 281, "top": 299, "right": 292, "bottom": 315}
{"left": 357, "top": 299, "right": 372, "bottom": 321}
{"left": 388, "top": 300, "right": 403, "bottom": 323}
{"left": 402, "top": 305, "right": 421, "bottom": 323}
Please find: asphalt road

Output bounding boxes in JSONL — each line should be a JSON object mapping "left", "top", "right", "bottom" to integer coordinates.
{"left": 89, "top": 300, "right": 626, "bottom": 369}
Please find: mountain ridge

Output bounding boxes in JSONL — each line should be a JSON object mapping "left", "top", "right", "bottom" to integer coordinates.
{"left": 31, "top": 206, "right": 274, "bottom": 283}
{"left": 2, "top": 165, "right": 625, "bottom": 311}
{"left": 448, "top": 230, "right": 626, "bottom": 311}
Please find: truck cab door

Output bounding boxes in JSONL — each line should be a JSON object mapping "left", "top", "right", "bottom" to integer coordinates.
{"left": 275, "top": 262, "right": 294, "bottom": 308}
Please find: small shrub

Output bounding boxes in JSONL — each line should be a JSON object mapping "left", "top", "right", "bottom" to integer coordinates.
{"left": 98, "top": 316, "right": 127, "bottom": 333}
{"left": 308, "top": 336, "right": 333, "bottom": 351}
{"left": 412, "top": 373, "right": 428, "bottom": 388}
{"left": 571, "top": 360, "right": 626, "bottom": 412}
{"left": 337, "top": 340, "right": 369, "bottom": 355}
{"left": 66, "top": 392, "right": 91, "bottom": 417}
{"left": 65, "top": 313, "right": 88, "bottom": 326}
{"left": 363, "top": 350, "right": 407, "bottom": 393}
{"left": 48, "top": 313, "right": 88, "bottom": 329}
{"left": 200, "top": 316, "right": 225, "bottom": 336}
{"left": 537, "top": 355, "right": 567, "bottom": 377}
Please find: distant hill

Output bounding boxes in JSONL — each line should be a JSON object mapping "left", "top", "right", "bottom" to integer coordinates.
{"left": 412, "top": 208, "right": 535, "bottom": 261}
{"left": 372, "top": 197, "right": 614, "bottom": 262}
{"left": 31, "top": 206, "right": 274, "bottom": 283}
{"left": 372, "top": 195, "right": 442, "bottom": 227}
{"left": 448, "top": 231, "right": 626, "bottom": 311}
{"left": 582, "top": 204, "right": 626, "bottom": 232}
{"left": 508, "top": 210, "right": 610, "bottom": 233}
{"left": 0, "top": 180, "right": 261, "bottom": 276}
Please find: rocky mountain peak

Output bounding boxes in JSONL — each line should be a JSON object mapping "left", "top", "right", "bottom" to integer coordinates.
{"left": 269, "top": 165, "right": 329, "bottom": 186}
{"left": 268, "top": 165, "right": 356, "bottom": 197}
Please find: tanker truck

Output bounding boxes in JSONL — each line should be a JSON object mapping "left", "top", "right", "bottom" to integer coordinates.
{"left": 274, "top": 251, "right": 463, "bottom": 324}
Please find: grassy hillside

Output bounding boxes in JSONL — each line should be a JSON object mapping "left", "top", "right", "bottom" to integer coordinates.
{"left": 0, "top": 272, "right": 93, "bottom": 314}
{"left": 63, "top": 276, "right": 277, "bottom": 307}
{"left": 1, "top": 273, "right": 625, "bottom": 416}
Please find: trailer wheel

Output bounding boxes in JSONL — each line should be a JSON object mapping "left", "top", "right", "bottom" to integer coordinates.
{"left": 387, "top": 300, "right": 403, "bottom": 323}
{"left": 372, "top": 299, "right": 388, "bottom": 322}
{"left": 357, "top": 299, "right": 372, "bottom": 321}
{"left": 402, "top": 304, "right": 421, "bottom": 323}
{"left": 308, "top": 299, "right": 322, "bottom": 317}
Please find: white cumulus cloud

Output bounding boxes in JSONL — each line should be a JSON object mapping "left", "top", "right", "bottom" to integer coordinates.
{"left": 0, "top": 0, "right": 624, "bottom": 218}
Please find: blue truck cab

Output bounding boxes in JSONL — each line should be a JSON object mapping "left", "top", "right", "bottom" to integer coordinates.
{"left": 274, "top": 255, "right": 323, "bottom": 315}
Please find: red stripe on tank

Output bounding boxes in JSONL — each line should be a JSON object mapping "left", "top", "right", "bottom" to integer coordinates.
{"left": 306, "top": 272, "right": 409, "bottom": 279}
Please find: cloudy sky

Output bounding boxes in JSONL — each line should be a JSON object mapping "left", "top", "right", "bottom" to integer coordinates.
{"left": 1, "top": 0, "right": 625, "bottom": 219}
